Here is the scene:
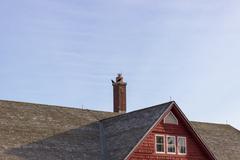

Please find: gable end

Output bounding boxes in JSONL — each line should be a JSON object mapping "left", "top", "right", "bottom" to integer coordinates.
{"left": 124, "top": 102, "right": 217, "bottom": 160}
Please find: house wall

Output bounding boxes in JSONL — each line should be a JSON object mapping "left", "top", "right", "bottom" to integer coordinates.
{"left": 127, "top": 108, "right": 211, "bottom": 160}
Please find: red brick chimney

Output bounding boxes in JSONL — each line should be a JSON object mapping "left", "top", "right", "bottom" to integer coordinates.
{"left": 112, "top": 74, "right": 127, "bottom": 113}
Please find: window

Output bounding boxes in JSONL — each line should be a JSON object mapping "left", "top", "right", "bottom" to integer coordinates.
{"left": 178, "top": 137, "right": 187, "bottom": 155}
{"left": 167, "top": 136, "right": 176, "bottom": 154}
{"left": 164, "top": 111, "right": 178, "bottom": 125}
{"left": 155, "top": 135, "right": 165, "bottom": 153}
{"left": 155, "top": 134, "right": 187, "bottom": 155}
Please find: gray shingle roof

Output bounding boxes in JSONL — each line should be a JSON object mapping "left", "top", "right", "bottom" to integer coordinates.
{"left": 191, "top": 121, "right": 240, "bottom": 160}
{"left": 0, "top": 100, "right": 118, "bottom": 160}
{"left": 101, "top": 102, "right": 171, "bottom": 160}
{"left": 0, "top": 99, "right": 239, "bottom": 160}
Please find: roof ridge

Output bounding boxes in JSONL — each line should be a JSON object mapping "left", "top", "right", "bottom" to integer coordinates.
{"left": 0, "top": 99, "right": 114, "bottom": 113}
{"left": 191, "top": 120, "right": 230, "bottom": 126}
{"left": 100, "top": 101, "right": 174, "bottom": 122}
{"left": 191, "top": 121, "right": 240, "bottom": 132}
{"left": 99, "top": 121, "right": 107, "bottom": 160}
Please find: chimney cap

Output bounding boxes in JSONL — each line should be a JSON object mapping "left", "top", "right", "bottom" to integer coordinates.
{"left": 117, "top": 73, "right": 122, "bottom": 77}
{"left": 116, "top": 73, "right": 125, "bottom": 83}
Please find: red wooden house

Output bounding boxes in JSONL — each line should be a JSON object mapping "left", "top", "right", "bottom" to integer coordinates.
{"left": 0, "top": 74, "right": 239, "bottom": 160}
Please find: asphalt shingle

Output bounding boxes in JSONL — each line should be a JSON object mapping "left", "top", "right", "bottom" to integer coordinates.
{"left": 191, "top": 121, "right": 240, "bottom": 160}
{"left": 0, "top": 100, "right": 239, "bottom": 160}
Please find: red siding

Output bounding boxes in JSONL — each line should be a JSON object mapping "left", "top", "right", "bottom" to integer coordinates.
{"left": 127, "top": 108, "right": 211, "bottom": 160}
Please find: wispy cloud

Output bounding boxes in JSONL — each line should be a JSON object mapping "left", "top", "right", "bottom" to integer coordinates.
{"left": 0, "top": 0, "right": 239, "bottom": 129}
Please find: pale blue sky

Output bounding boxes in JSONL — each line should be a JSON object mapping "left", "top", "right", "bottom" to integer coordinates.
{"left": 0, "top": 0, "right": 240, "bottom": 129}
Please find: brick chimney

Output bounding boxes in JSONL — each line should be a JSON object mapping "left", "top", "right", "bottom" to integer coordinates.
{"left": 112, "top": 74, "right": 127, "bottom": 113}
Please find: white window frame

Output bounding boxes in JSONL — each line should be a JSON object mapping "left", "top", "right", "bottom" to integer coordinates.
{"left": 166, "top": 135, "right": 176, "bottom": 154}
{"left": 155, "top": 134, "right": 165, "bottom": 154}
{"left": 164, "top": 111, "right": 178, "bottom": 125}
{"left": 177, "top": 136, "right": 187, "bottom": 155}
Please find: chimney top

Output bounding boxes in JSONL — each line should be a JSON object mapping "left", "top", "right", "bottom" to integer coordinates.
{"left": 115, "top": 73, "right": 125, "bottom": 84}
{"left": 112, "top": 74, "right": 127, "bottom": 113}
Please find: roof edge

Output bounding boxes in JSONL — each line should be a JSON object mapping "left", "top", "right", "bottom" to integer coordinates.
{"left": 100, "top": 101, "right": 174, "bottom": 122}
{"left": 0, "top": 99, "right": 115, "bottom": 113}
{"left": 173, "top": 102, "right": 217, "bottom": 160}
{"left": 191, "top": 121, "right": 240, "bottom": 132}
